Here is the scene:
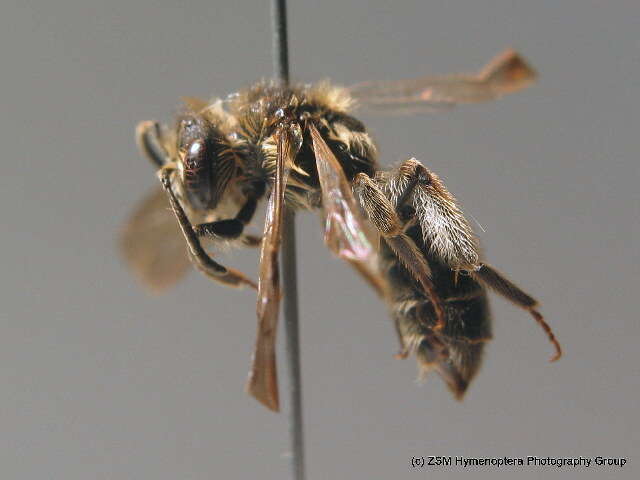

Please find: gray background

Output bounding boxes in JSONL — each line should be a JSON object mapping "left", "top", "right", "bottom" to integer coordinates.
{"left": 1, "top": 0, "right": 638, "bottom": 479}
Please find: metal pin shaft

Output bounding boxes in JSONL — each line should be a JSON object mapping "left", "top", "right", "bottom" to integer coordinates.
{"left": 272, "top": 1, "right": 306, "bottom": 479}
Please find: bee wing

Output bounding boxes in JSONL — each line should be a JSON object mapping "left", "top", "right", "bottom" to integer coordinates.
{"left": 181, "top": 96, "right": 209, "bottom": 113}
{"left": 349, "top": 49, "right": 536, "bottom": 115}
{"left": 309, "top": 123, "right": 389, "bottom": 298}
{"left": 119, "top": 186, "right": 191, "bottom": 292}
{"left": 245, "top": 128, "right": 296, "bottom": 412}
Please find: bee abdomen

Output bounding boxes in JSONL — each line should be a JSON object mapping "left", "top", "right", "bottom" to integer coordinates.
{"left": 394, "top": 291, "right": 491, "bottom": 399}
{"left": 382, "top": 229, "right": 492, "bottom": 399}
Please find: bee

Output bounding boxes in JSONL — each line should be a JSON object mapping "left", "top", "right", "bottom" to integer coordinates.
{"left": 121, "top": 49, "right": 561, "bottom": 411}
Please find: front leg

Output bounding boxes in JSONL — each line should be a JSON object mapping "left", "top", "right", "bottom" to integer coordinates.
{"left": 353, "top": 173, "right": 447, "bottom": 331}
{"left": 194, "top": 195, "right": 262, "bottom": 242}
{"left": 158, "top": 168, "right": 257, "bottom": 290}
{"left": 136, "top": 120, "right": 172, "bottom": 168}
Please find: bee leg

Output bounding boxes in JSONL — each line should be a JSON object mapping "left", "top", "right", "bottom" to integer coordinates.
{"left": 136, "top": 121, "right": 170, "bottom": 168}
{"left": 241, "top": 234, "right": 262, "bottom": 248}
{"left": 194, "top": 196, "right": 259, "bottom": 241}
{"left": 373, "top": 158, "right": 424, "bottom": 211}
{"left": 195, "top": 220, "right": 245, "bottom": 239}
{"left": 158, "top": 168, "right": 257, "bottom": 290}
{"left": 391, "top": 298, "right": 447, "bottom": 359}
{"left": 353, "top": 172, "right": 447, "bottom": 331}
{"left": 473, "top": 263, "right": 561, "bottom": 362}
{"left": 380, "top": 158, "right": 481, "bottom": 272}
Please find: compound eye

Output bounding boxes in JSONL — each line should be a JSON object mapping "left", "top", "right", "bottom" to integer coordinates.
{"left": 178, "top": 116, "right": 205, "bottom": 150}
{"left": 181, "top": 138, "right": 212, "bottom": 210}
{"left": 187, "top": 140, "right": 204, "bottom": 161}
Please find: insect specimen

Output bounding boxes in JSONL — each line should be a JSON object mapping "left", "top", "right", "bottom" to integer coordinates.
{"left": 121, "top": 49, "right": 561, "bottom": 411}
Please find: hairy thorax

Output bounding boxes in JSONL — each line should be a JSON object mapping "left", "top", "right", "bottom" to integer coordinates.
{"left": 181, "top": 82, "right": 380, "bottom": 210}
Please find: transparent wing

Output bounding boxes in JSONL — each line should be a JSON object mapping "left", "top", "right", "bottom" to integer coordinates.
{"left": 349, "top": 49, "right": 537, "bottom": 115}
{"left": 245, "top": 127, "right": 296, "bottom": 412}
{"left": 119, "top": 186, "right": 191, "bottom": 292}
{"left": 309, "top": 123, "right": 389, "bottom": 298}
{"left": 181, "top": 96, "right": 209, "bottom": 113}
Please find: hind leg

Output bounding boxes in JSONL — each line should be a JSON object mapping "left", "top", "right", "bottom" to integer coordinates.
{"left": 376, "top": 158, "right": 481, "bottom": 272}
{"left": 353, "top": 172, "right": 447, "bottom": 331}
{"left": 379, "top": 159, "right": 561, "bottom": 361}
{"left": 474, "top": 263, "right": 561, "bottom": 361}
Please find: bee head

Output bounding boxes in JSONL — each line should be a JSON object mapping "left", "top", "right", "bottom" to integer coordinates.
{"left": 176, "top": 115, "right": 233, "bottom": 210}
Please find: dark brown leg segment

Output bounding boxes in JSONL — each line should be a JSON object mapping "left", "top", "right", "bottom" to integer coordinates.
{"left": 194, "top": 196, "right": 259, "bottom": 242}
{"left": 474, "top": 263, "right": 561, "bottom": 361}
{"left": 136, "top": 121, "right": 171, "bottom": 168}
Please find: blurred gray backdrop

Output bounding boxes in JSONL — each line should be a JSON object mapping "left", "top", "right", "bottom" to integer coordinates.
{"left": 1, "top": 1, "right": 638, "bottom": 479}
